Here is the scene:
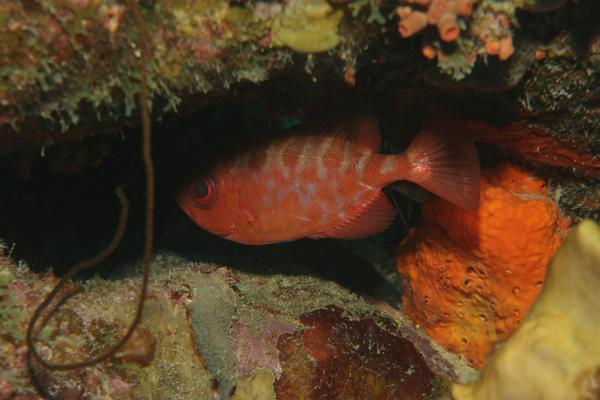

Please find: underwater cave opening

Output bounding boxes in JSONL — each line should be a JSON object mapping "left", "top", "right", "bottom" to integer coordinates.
{"left": 0, "top": 96, "right": 436, "bottom": 307}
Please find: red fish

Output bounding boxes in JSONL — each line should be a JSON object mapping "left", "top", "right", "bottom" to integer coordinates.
{"left": 177, "top": 114, "right": 479, "bottom": 244}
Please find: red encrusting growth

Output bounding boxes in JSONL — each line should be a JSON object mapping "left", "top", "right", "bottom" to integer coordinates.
{"left": 469, "top": 119, "right": 600, "bottom": 179}
{"left": 275, "top": 305, "right": 437, "bottom": 399}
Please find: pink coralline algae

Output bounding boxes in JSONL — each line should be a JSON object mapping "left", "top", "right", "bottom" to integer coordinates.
{"left": 232, "top": 316, "right": 296, "bottom": 375}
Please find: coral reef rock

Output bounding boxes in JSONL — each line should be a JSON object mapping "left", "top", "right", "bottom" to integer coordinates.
{"left": 396, "top": 162, "right": 570, "bottom": 368}
{"left": 0, "top": 249, "right": 476, "bottom": 399}
{"left": 452, "top": 219, "right": 600, "bottom": 400}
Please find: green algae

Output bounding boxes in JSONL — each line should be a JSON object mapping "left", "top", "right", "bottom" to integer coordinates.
{"left": 0, "top": 248, "right": 40, "bottom": 396}
{"left": 0, "top": 0, "right": 295, "bottom": 135}
{"left": 187, "top": 272, "right": 237, "bottom": 400}
{"left": 437, "top": 39, "right": 477, "bottom": 81}
{"left": 0, "top": 259, "right": 24, "bottom": 342}
{"left": 348, "top": 0, "right": 385, "bottom": 25}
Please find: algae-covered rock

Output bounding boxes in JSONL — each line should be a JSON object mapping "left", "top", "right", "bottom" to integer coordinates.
{"left": 0, "top": 247, "right": 475, "bottom": 399}
{"left": 187, "top": 270, "right": 238, "bottom": 399}
{"left": 519, "top": 0, "right": 567, "bottom": 12}
{"left": 0, "top": 0, "right": 350, "bottom": 142}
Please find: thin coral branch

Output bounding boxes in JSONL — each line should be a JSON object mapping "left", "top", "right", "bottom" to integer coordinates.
{"left": 26, "top": 0, "right": 155, "bottom": 371}
{"left": 26, "top": 186, "right": 129, "bottom": 369}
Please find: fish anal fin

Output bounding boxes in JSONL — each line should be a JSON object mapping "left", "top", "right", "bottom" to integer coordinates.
{"left": 309, "top": 192, "right": 395, "bottom": 240}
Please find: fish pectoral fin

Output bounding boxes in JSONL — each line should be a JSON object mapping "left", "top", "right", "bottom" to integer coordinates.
{"left": 309, "top": 191, "right": 395, "bottom": 240}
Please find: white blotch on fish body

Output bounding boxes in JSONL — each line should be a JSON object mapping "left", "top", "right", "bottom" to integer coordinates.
{"left": 330, "top": 180, "right": 339, "bottom": 193}
{"left": 335, "top": 197, "right": 346, "bottom": 213}
{"left": 317, "top": 165, "right": 328, "bottom": 181}
{"left": 275, "top": 149, "right": 290, "bottom": 179}
{"left": 379, "top": 157, "right": 395, "bottom": 174}
{"left": 315, "top": 137, "right": 334, "bottom": 181}
{"left": 293, "top": 178, "right": 312, "bottom": 208}
{"left": 295, "top": 141, "right": 312, "bottom": 173}
{"left": 320, "top": 202, "right": 330, "bottom": 223}
{"left": 266, "top": 177, "right": 275, "bottom": 191}
{"left": 263, "top": 194, "right": 273, "bottom": 207}
{"left": 339, "top": 142, "right": 353, "bottom": 176}
{"left": 355, "top": 153, "right": 370, "bottom": 176}
{"left": 276, "top": 190, "right": 286, "bottom": 203}
{"left": 299, "top": 192, "right": 311, "bottom": 208}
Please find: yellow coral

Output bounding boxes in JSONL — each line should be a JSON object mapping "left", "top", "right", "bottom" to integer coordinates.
{"left": 231, "top": 369, "right": 277, "bottom": 400}
{"left": 272, "top": 0, "right": 343, "bottom": 53}
{"left": 452, "top": 219, "right": 600, "bottom": 400}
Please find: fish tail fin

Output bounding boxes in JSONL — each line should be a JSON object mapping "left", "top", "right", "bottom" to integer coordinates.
{"left": 401, "top": 112, "right": 480, "bottom": 211}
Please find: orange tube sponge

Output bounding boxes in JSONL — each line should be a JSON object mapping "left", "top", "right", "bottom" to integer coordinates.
{"left": 426, "top": 0, "right": 449, "bottom": 24}
{"left": 498, "top": 36, "right": 514, "bottom": 60}
{"left": 455, "top": 0, "right": 473, "bottom": 16}
{"left": 422, "top": 44, "right": 437, "bottom": 60}
{"left": 398, "top": 11, "right": 428, "bottom": 38}
{"left": 438, "top": 12, "right": 459, "bottom": 41}
{"left": 485, "top": 40, "right": 500, "bottom": 56}
{"left": 396, "top": 163, "right": 570, "bottom": 368}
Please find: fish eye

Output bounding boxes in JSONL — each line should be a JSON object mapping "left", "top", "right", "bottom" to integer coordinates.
{"left": 188, "top": 177, "right": 217, "bottom": 207}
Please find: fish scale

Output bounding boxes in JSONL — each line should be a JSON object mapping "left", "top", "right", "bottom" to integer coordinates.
{"left": 177, "top": 114, "right": 480, "bottom": 245}
{"left": 242, "top": 135, "right": 381, "bottom": 241}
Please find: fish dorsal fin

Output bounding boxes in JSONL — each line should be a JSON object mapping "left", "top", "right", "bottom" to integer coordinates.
{"left": 288, "top": 114, "right": 381, "bottom": 152}
{"left": 309, "top": 191, "right": 395, "bottom": 240}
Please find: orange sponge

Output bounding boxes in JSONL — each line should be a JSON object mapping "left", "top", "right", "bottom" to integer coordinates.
{"left": 396, "top": 163, "right": 570, "bottom": 368}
